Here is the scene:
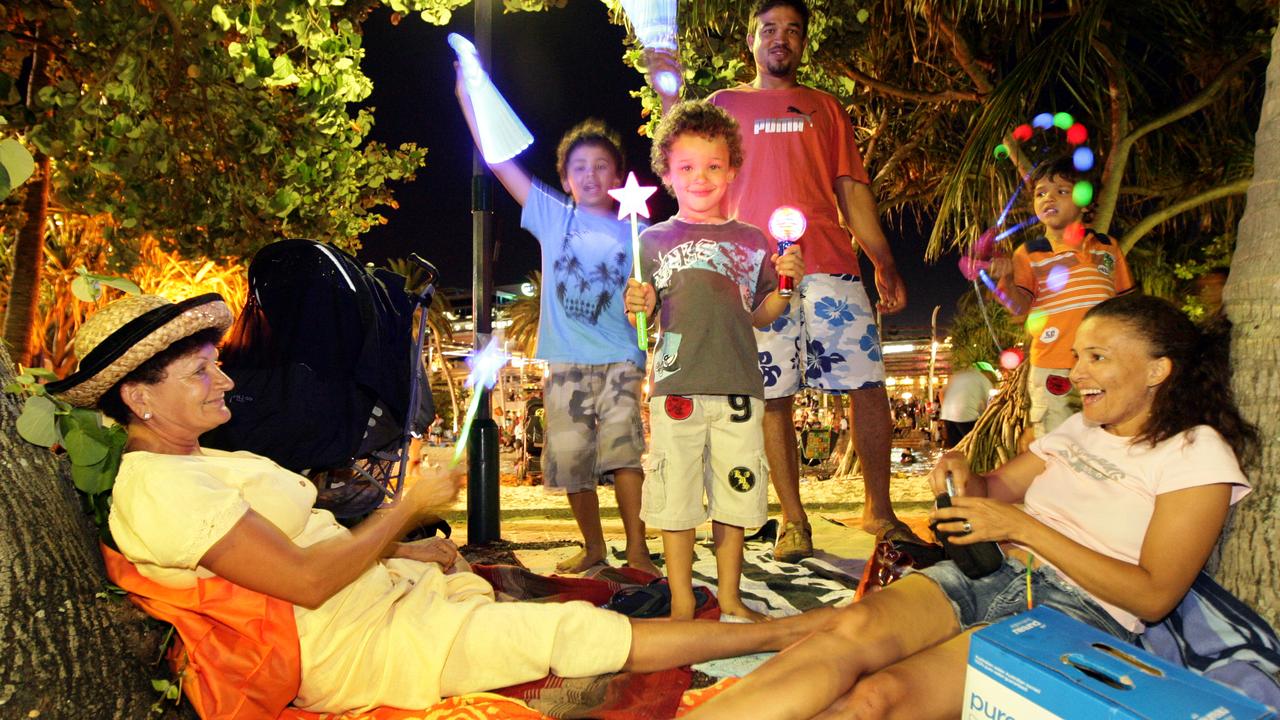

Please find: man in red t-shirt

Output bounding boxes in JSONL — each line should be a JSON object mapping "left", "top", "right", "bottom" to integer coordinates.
{"left": 648, "top": 0, "right": 913, "bottom": 561}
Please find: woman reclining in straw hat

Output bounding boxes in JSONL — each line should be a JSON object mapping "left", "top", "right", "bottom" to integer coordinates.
{"left": 48, "top": 292, "right": 831, "bottom": 714}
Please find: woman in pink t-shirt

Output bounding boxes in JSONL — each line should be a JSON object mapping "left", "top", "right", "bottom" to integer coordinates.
{"left": 685, "top": 293, "right": 1259, "bottom": 719}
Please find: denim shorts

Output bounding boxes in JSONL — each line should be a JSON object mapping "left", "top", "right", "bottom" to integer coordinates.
{"left": 913, "top": 558, "right": 1138, "bottom": 643}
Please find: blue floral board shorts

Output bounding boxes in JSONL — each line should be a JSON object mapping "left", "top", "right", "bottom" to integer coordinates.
{"left": 913, "top": 558, "right": 1138, "bottom": 643}
{"left": 755, "top": 273, "right": 885, "bottom": 400}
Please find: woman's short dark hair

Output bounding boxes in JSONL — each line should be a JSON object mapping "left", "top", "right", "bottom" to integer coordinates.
{"left": 1083, "top": 294, "right": 1259, "bottom": 469}
{"left": 97, "top": 328, "right": 225, "bottom": 424}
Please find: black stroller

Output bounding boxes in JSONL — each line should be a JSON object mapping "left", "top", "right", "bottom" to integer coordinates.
{"left": 203, "top": 239, "right": 440, "bottom": 523}
{"left": 515, "top": 396, "right": 545, "bottom": 484}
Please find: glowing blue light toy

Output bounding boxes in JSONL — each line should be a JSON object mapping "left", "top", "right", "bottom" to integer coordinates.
{"left": 452, "top": 338, "right": 509, "bottom": 466}
{"left": 618, "top": 0, "right": 681, "bottom": 96}
{"left": 448, "top": 33, "right": 533, "bottom": 163}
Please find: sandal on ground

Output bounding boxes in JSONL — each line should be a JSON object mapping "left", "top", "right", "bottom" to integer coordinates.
{"left": 603, "top": 579, "right": 712, "bottom": 618}
{"left": 871, "top": 519, "right": 928, "bottom": 546}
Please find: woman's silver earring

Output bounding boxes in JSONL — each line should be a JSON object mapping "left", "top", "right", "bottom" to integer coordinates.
{"left": 142, "top": 412, "right": 152, "bottom": 420}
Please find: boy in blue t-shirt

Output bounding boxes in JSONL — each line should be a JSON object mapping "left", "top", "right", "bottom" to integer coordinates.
{"left": 456, "top": 73, "right": 656, "bottom": 575}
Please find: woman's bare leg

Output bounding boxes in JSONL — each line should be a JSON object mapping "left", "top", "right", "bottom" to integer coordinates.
{"left": 682, "top": 575, "right": 961, "bottom": 720}
{"left": 623, "top": 605, "right": 837, "bottom": 673}
{"left": 813, "top": 629, "right": 977, "bottom": 719}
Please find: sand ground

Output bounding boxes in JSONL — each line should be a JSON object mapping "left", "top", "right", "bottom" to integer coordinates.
{"left": 424, "top": 443, "right": 940, "bottom": 574}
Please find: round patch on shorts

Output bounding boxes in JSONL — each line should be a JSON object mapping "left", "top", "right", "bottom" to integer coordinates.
{"left": 665, "top": 395, "right": 693, "bottom": 420}
{"left": 728, "top": 467, "right": 757, "bottom": 493}
{"left": 1045, "top": 374, "right": 1073, "bottom": 396}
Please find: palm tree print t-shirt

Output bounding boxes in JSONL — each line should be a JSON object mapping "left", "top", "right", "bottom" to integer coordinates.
{"left": 521, "top": 181, "right": 646, "bottom": 367}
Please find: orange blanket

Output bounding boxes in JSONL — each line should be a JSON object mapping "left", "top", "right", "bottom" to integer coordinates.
{"left": 102, "top": 546, "right": 725, "bottom": 719}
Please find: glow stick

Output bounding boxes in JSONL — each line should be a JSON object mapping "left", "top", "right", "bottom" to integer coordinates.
{"left": 608, "top": 172, "right": 658, "bottom": 351}
{"left": 452, "top": 338, "right": 509, "bottom": 466}
{"left": 978, "top": 268, "right": 1016, "bottom": 313}
{"left": 448, "top": 34, "right": 533, "bottom": 163}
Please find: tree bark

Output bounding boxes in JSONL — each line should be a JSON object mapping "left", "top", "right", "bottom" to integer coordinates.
{"left": 2, "top": 152, "right": 50, "bottom": 366}
{"left": 0, "top": 351, "right": 177, "bottom": 717}
{"left": 1217, "top": 26, "right": 1280, "bottom": 628}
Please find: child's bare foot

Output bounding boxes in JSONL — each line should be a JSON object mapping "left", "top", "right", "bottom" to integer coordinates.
{"left": 624, "top": 552, "right": 661, "bottom": 578}
{"left": 669, "top": 588, "right": 697, "bottom": 620}
{"left": 719, "top": 601, "right": 771, "bottom": 623}
{"left": 556, "top": 547, "right": 606, "bottom": 573}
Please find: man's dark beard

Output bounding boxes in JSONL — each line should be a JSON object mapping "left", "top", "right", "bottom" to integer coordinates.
{"left": 762, "top": 56, "right": 793, "bottom": 76}
{"left": 765, "top": 53, "right": 797, "bottom": 77}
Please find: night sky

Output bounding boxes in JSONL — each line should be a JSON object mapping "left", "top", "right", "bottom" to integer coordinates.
{"left": 355, "top": 2, "right": 970, "bottom": 330}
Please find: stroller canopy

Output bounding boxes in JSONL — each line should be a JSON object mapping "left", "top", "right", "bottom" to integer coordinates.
{"left": 203, "top": 239, "right": 430, "bottom": 472}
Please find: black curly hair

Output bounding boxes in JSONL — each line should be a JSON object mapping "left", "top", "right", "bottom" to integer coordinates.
{"left": 748, "top": 0, "right": 810, "bottom": 39}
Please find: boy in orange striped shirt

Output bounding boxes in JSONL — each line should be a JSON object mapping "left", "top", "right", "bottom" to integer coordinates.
{"left": 990, "top": 157, "right": 1135, "bottom": 438}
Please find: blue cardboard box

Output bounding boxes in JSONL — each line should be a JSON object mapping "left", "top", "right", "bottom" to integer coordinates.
{"left": 964, "top": 606, "right": 1275, "bottom": 719}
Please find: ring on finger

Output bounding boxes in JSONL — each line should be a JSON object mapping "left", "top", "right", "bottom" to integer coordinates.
{"left": 962, "top": 521, "right": 973, "bottom": 534}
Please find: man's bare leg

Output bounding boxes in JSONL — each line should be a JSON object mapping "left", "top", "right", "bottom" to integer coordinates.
{"left": 612, "top": 468, "right": 660, "bottom": 576}
{"left": 848, "top": 385, "right": 901, "bottom": 533}
{"left": 558, "top": 489, "right": 607, "bottom": 573}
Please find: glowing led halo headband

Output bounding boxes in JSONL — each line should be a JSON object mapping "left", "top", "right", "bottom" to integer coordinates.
{"left": 447, "top": 33, "right": 534, "bottom": 163}
{"left": 962, "top": 111, "right": 1099, "bottom": 367}
{"left": 617, "top": 0, "right": 681, "bottom": 96}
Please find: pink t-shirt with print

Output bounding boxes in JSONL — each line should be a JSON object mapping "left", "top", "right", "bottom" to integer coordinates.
{"left": 1023, "top": 413, "right": 1250, "bottom": 633}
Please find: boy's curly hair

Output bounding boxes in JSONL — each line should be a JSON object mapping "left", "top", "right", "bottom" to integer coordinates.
{"left": 555, "top": 119, "right": 625, "bottom": 180}
{"left": 649, "top": 100, "right": 744, "bottom": 181}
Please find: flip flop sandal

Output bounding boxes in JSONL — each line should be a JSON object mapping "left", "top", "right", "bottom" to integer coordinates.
{"left": 878, "top": 520, "right": 929, "bottom": 546}
{"left": 603, "top": 579, "right": 713, "bottom": 618}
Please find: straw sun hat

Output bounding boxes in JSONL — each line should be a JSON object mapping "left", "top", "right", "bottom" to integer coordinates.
{"left": 46, "top": 293, "right": 233, "bottom": 408}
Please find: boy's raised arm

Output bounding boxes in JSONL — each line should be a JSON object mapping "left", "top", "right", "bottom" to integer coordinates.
{"left": 454, "top": 64, "right": 532, "bottom": 206}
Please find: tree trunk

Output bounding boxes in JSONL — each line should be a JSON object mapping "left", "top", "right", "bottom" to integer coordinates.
{"left": 1216, "top": 27, "right": 1280, "bottom": 629}
{"left": 2, "top": 152, "right": 50, "bottom": 366}
{"left": 0, "top": 350, "right": 177, "bottom": 717}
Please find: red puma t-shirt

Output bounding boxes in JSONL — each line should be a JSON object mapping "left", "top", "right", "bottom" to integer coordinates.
{"left": 710, "top": 84, "right": 871, "bottom": 276}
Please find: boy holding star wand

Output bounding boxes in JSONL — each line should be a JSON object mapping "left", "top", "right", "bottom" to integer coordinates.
{"left": 625, "top": 101, "right": 804, "bottom": 621}
{"left": 454, "top": 63, "right": 658, "bottom": 576}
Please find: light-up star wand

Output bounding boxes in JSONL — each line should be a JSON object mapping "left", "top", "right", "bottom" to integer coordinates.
{"left": 452, "top": 338, "right": 509, "bottom": 466}
{"left": 609, "top": 172, "right": 658, "bottom": 351}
